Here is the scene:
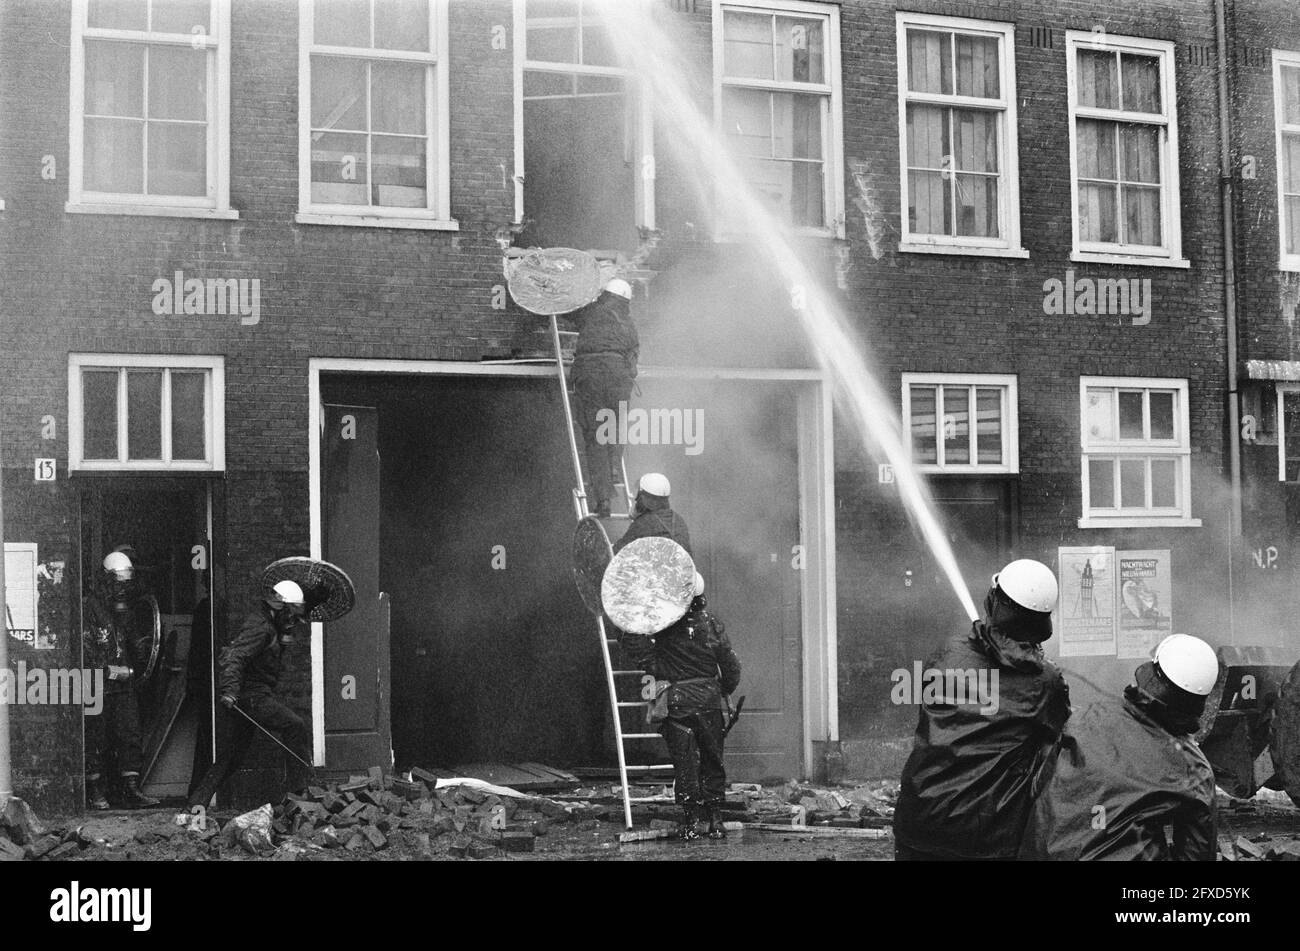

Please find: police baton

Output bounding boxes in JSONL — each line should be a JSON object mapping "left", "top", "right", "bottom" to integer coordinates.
{"left": 723, "top": 695, "right": 745, "bottom": 738}
{"left": 226, "top": 701, "right": 313, "bottom": 769}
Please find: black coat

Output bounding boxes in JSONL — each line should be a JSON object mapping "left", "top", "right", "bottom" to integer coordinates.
{"left": 613, "top": 506, "right": 692, "bottom": 557}
{"left": 82, "top": 594, "right": 153, "bottom": 692}
{"left": 1019, "top": 689, "right": 1216, "bottom": 861}
{"left": 218, "top": 607, "right": 292, "bottom": 701}
{"left": 572, "top": 291, "right": 638, "bottom": 376}
{"left": 621, "top": 596, "right": 740, "bottom": 716}
{"left": 893, "top": 622, "right": 1071, "bottom": 860}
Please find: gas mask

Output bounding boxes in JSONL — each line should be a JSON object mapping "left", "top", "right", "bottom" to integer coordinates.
{"left": 271, "top": 603, "right": 306, "bottom": 644}
{"left": 101, "top": 552, "right": 139, "bottom": 610}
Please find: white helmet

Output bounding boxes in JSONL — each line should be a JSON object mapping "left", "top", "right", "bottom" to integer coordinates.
{"left": 1154, "top": 634, "right": 1218, "bottom": 697}
{"left": 693, "top": 572, "right": 705, "bottom": 597}
{"left": 639, "top": 473, "right": 670, "bottom": 497}
{"left": 271, "top": 579, "right": 305, "bottom": 607}
{"left": 605, "top": 278, "right": 633, "bottom": 300}
{"left": 102, "top": 551, "right": 134, "bottom": 580}
{"left": 992, "top": 559, "right": 1058, "bottom": 613}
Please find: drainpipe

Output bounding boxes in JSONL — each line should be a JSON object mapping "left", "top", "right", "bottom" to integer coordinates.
{"left": 0, "top": 409, "right": 12, "bottom": 802}
{"left": 1216, "top": 0, "right": 1242, "bottom": 641}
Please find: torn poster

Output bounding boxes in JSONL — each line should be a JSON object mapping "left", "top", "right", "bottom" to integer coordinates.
{"left": 1117, "top": 549, "right": 1172, "bottom": 659}
{"left": 1057, "top": 546, "right": 1117, "bottom": 657}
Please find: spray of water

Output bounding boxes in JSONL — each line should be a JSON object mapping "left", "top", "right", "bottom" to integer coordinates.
{"left": 598, "top": 2, "right": 980, "bottom": 622}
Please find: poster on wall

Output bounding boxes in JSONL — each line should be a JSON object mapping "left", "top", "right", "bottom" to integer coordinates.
{"left": 1117, "top": 549, "right": 1173, "bottom": 659}
{"left": 1057, "top": 546, "right": 1117, "bottom": 657}
{"left": 3, "top": 543, "right": 39, "bottom": 649}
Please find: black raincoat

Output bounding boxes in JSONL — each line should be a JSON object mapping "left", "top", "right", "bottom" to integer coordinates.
{"left": 1019, "top": 687, "right": 1216, "bottom": 861}
{"left": 613, "top": 497, "right": 692, "bottom": 556}
{"left": 893, "top": 621, "right": 1071, "bottom": 860}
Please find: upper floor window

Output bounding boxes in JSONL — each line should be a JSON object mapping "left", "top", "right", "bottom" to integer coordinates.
{"left": 713, "top": 0, "right": 844, "bottom": 238}
{"left": 67, "top": 0, "right": 234, "bottom": 219}
{"left": 1066, "top": 32, "right": 1185, "bottom": 267}
{"left": 1079, "top": 377, "right": 1198, "bottom": 527}
{"left": 896, "top": 14, "right": 1024, "bottom": 258}
{"left": 903, "top": 373, "right": 1018, "bottom": 474}
{"left": 515, "top": 0, "right": 652, "bottom": 251}
{"left": 1274, "top": 51, "right": 1300, "bottom": 271}
{"left": 69, "top": 354, "right": 225, "bottom": 473}
{"left": 298, "top": 0, "right": 455, "bottom": 230}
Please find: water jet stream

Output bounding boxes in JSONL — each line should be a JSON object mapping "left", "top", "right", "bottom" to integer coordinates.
{"left": 598, "top": 2, "right": 980, "bottom": 623}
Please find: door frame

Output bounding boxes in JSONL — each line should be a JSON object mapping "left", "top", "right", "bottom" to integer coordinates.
{"left": 307, "top": 358, "right": 837, "bottom": 776}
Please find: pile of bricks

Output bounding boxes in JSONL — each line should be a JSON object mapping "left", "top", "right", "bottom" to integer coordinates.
{"left": 262, "top": 766, "right": 575, "bottom": 858}
{"left": 1220, "top": 835, "right": 1300, "bottom": 861}
{"left": 0, "top": 797, "right": 87, "bottom": 862}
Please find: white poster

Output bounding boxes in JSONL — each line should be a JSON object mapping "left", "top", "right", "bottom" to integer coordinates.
{"left": 3, "top": 543, "right": 39, "bottom": 649}
{"left": 1117, "top": 549, "right": 1173, "bottom": 660}
{"left": 1057, "top": 546, "right": 1117, "bottom": 657}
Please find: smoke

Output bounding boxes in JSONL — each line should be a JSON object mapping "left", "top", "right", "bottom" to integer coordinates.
{"left": 599, "top": 2, "right": 979, "bottom": 623}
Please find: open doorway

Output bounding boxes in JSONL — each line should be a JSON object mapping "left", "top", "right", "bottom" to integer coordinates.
{"left": 78, "top": 480, "right": 218, "bottom": 805}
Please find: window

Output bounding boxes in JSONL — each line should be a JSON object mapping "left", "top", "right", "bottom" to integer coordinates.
{"left": 298, "top": 0, "right": 455, "bottom": 229}
{"left": 713, "top": 0, "right": 844, "bottom": 237}
{"left": 67, "top": 0, "right": 234, "bottom": 219}
{"left": 515, "top": 0, "right": 653, "bottom": 249}
{"left": 896, "top": 14, "right": 1024, "bottom": 258}
{"left": 1277, "top": 386, "right": 1300, "bottom": 481}
{"left": 902, "top": 373, "right": 1018, "bottom": 473}
{"left": 1079, "top": 378, "right": 1197, "bottom": 527}
{"left": 1066, "top": 32, "right": 1184, "bottom": 267}
{"left": 69, "top": 355, "right": 225, "bottom": 472}
{"left": 1274, "top": 51, "right": 1300, "bottom": 271}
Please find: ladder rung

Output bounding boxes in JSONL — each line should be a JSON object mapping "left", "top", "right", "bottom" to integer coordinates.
{"left": 620, "top": 733, "right": 664, "bottom": 740}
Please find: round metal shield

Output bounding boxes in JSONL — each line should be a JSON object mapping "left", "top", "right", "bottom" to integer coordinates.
{"left": 505, "top": 247, "right": 604, "bottom": 316}
{"left": 135, "top": 594, "right": 163, "bottom": 684}
{"left": 573, "top": 516, "right": 614, "bottom": 616}
{"left": 600, "top": 537, "right": 695, "bottom": 635}
{"left": 1274, "top": 659, "right": 1300, "bottom": 808}
{"left": 261, "top": 557, "right": 357, "bottom": 623}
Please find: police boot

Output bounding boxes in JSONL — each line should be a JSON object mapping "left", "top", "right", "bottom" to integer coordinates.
{"left": 706, "top": 804, "right": 726, "bottom": 839}
{"left": 86, "top": 776, "right": 110, "bottom": 811}
{"left": 119, "top": 774, "right": 160, "bottom": 809}
{"left": 677, "top": 804, "right": 700, "bottom": 841}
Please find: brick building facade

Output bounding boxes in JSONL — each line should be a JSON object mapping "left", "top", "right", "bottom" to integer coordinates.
{"left": 1, "top": 0, "right": 1296, "bottom": 814}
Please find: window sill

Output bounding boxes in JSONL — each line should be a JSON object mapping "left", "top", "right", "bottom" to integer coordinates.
{"left": 1077, "top": 516, "right": 1202, "bottom": 529}
{"left": 1070, "top": 251, "right": 1190, "bottom": 269}
{"left": 917, "top": 467, "right": 1020, "bottom": 476}
{"left": 1279, "top": 258, "right": 1300, "bottom": 273}
{"left": 66, "top": 202, "right": 239, "bottom": 220}
{"left": 295, "top": 212, "right": 460, "bottom": 231}
{"left": 69, "top": 467, "right": 225, "bottom": 477}
{"left": 899, "top": 242, "right": 1029, "bottom": 260}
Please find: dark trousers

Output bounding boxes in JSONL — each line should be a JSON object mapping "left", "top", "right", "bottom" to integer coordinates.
{"left": 187, "top": 690, "right": 311, "bottom": 808}
{"left": 85, "top": 687, "right": 144, "bottom": 777}
{"left": 663, "top": 710, "right": 726, "bottom": 807}
{"left": 571, "top": 362, "right": 633, "bottom": 511}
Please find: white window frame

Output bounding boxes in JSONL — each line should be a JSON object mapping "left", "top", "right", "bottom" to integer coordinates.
{"left": 66, "top": 0, "right": 236, "bottom": 220}
{"left": 711, "top": 0, "right": 845, "bottom": 240}
{"left": 895, "top": 13, "right": 1025, "bottom": 259}
{"left": 1078, "top": 376, "right": 1198, "bottom": 528}
{"left": 297, "top": 0, "right": 456, "bottom": 231}
{"left": 1277, "top": 384, "right": 1300, "bottom": 481}
{"left": 902, "top": 372, "right": 1019, "bottom": 474}
{"left": 1274, "top": 50, "right": 1300, "bottom": 272}
{"left": 68, "top": 354, "right": 225, "bottom": 473}
{"left": 1065, "top": 31, "right": 1186, "bottom": 268}
{"left": 511, "top": 0, "right": 655, "bottom": 231}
